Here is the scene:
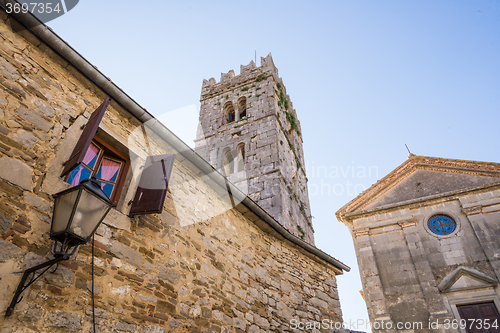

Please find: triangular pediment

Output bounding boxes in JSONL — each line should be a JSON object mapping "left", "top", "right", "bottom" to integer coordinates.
{"left": 364, "top": 168, "right": 500, "bottom": 210}
{"left": 336, "top": 156, "right": 500, "bottom": 218}
{"left": 438, "top": 266, "right": 497, "bottom": 293}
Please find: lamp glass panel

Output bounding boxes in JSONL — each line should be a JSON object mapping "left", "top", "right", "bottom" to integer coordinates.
{"left": 69, "top": 189, "right": 109, "bottom": 240}
{"left": 52, "top": 189, "right": 79, "bottom": 235}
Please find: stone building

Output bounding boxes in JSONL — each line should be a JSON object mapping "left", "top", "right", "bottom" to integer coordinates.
{"left": 337, "top": 155, "right": 500, "bottom": 332}
{"left": 194, "top": 55, "right": 314, "bottom": 244}
{"left": 0, "top": 6, "right": 350, "bottom": 333}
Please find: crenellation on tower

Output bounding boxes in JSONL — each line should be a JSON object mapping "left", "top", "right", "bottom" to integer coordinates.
{"left": 195, "top": 53, "right": 314, "bottom": 243}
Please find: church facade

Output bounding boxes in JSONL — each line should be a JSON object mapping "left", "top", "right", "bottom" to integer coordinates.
{"left": 337, "top": 155, "right": 500, "bottom": 332}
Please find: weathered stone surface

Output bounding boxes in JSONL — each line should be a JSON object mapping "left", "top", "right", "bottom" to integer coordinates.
{"left": 45, "top": 266, "right": 75, "bottom": 287}
{"left": 18, "top": 304, "right": 44, "bottom": 323}
{"left": 87, "top": 281, "right": 100, "bottom": 295}
{"left": 52, "top": 123, "right": 63, "bottom": 138}
{"left": 0, "top": 240, "right": 24, "bottom": 262}
{"left": 103, "top": 209, "right": 131, "bottom": 231}
{"left": 168, "top": 318, "right": 186, "bottom": 328}
{"left": 46, "top": 311, "right": 82, "bottom": 331}
{"left": 109, "top": 240, "right": 143, "bottom": 267}
{"left": 141, "top": 325, "right": 166, "bottom": 333}
{"left": 23, "top": 192, "right": 50, "bottom": 211}
{"left": 33, "top": 99, "right": 55, "bottom": 118}
{"left": 115, "top": 321, "right": 138, "bottom": 332}
{"left": 15, "top": 106, "right": 52, "bottom": 132}
{"left": 12, "top": 129, "right": 38, "bottom": 149}
{"left": 233, "top": 317, "right": 246, "bottom": 331}
{"left": 58, "top": 101, "right": 78, "bottom": 118}
{"left": 0, "top": 211, "right": 13, "bottom": 234}
{"left": 157, "top": 265, "right": 181, "bottom": 284}
{"left": 0, "top": 157, "right": 33, "bottom": 191}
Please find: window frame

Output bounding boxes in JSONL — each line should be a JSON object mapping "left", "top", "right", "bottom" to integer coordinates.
{"left": 423, "top": 211, "right": 461, "bottom": 238}
{"left": 65, "top": 135, "right": 130, "bottom": 205}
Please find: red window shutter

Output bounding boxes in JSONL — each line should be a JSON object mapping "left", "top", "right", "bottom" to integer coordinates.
{"left": 129, "top": 153, "right": 175, "bottom": 216}
{"left": 60, "top": 98, "right": 110, "bottom": 177}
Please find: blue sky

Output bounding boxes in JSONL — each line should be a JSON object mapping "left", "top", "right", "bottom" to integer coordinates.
{"left": 49, "top": 1, "right": 500, "bottom": 330}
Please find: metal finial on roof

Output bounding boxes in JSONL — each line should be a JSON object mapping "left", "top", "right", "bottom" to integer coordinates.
{"left": 405, "top": 144, "right": 415, "bottom": 158}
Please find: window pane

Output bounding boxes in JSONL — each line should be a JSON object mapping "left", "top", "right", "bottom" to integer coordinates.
{"left": 440, "top": 215, "right": 455, "bottom": 225}
{"left": 431, "top": 226, "right": 445, "bottom": 235}
{"left": 443, "top": 224, "right": 456, "bottom": 235}
{"left": 96, "top": 158, "right": 121, "bottom": 182}
{"left": 97, "top": 181, "right": 114, "bottom": 198}
{"left": 83, "top": 143, "right": 101, "bottom": 169}
{"left": 427, "top": 216, "right": 440, "bottom": 227}
{"left": 67, "top": 164, "right": 92, "bottom": 186}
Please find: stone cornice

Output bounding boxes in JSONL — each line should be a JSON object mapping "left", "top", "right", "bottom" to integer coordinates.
{"left": 461, "top": 205, "right": 483, "bottom": 216}
{"left": 339, "top": 182, "right": 500, "bottom": 223}
{"left": 398, "top": 218, "right": 418, "bottom": 228}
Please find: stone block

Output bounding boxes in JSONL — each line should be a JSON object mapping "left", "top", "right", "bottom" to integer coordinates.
{"left": 15, "top": 106, "right": 52, "bottom": 132}
{"left": 157, "top": 265, "right": 181, "bottom": 284}
{"left": 23, "top": 192, "right": 50, "bottom": 211}
{"left": 103, "top": 209, "right": 131, "bottom": 231}
{"left": 45, "top": 311, "right": 81, "bottom": 331}
{"left": 45, "top": 266, "right": 75, "bottom": 287}
{"left": 109, "top": 240, "right": 143, "bottom": 267}
{"left": 0, "top": 240, "right": 25, "bottom": 262}
{"left": 141, "top": 325, "right": 166, "bottom": 333}
{"left": 33, "top": 99, "right": 55, "bottom": 118}
{"left": 12, "top": 129, "right": 38, "bottom": 149}
{"left": 0, "top": 157, "right": 33, "bottom": 191}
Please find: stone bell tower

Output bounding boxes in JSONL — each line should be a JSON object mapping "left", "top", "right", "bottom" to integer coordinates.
{"left": 194, "top": 54, "right": 314, "bottom": 244}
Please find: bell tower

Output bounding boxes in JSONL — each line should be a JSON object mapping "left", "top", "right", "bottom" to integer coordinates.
{"left": 194, "top": 54, "right": 314, "bottom": 244}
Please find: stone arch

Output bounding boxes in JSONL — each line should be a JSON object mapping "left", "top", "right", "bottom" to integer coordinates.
{"left": 236, "top": 143, "right": 245, "bottom": 172}
{"left": 223, "top": 101, "right": 235, "bottom": 124}
{"left": 222, "top": 147, "right": 234, "bottom": 176}
{"left": 237, "top": 96, "right": 246, "bottom": 120}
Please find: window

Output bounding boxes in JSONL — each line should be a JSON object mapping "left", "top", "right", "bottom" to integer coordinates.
{"left": 224, "top": 102, "right": 235, "bottom": 124}
{"left": 237, "top": 97, "right": 246, "bottom": 119}
{"left": 222, "top": 147, "right": 234, "bottom": 176}
{"left": 66, "top": 137, "right": 128, "bottom": 204}
{"left": 222, "top": 145, "right": 245, "bottom": 176}
{"left": 427, "top": 214, "right": 457, "bottom": 236}
{"left": 236, "top": 143, "right": 245, "bottom": 172}
{"left": 62, "top": 98, "right": 175, "bottom": 216}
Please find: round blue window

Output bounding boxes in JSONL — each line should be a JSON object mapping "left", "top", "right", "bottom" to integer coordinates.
{"left": 427, "top": 215, "right": 457, "bottom": 236}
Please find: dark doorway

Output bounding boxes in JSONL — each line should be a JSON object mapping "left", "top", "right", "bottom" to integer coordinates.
{"left": 457, "top": 302, "right": 500, "bottom": 333}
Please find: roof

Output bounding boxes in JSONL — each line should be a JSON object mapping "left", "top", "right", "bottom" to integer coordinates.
{"left": 336, "top": 155, "right": 500, "bottom": 223}
{"left": 1, "top": 5, "right": 350, "bottom": 273}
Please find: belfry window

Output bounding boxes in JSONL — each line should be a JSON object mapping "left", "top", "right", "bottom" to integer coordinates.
{"left": 222, "top": 148, "right": 234, "bottom": 175}
{"left": 224, "top": 102, "right": 235, "bottom": 124}
{"left": 236, "top": 144, "right": 245, "bottom": 172}
{"left": 238, "top": 97, "right": 246, "bottom": 119}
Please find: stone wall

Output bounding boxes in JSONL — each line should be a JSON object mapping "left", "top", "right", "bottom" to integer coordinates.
{"left": 194, "top": 55, "right": 314, "bottom": 244}
{"left": 0, "top": 11, "right": 345, "bottom": 333}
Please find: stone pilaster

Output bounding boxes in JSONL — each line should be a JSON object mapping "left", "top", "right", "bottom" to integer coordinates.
{"left": 397, "top": 218, "right": 453, "bottom": 322}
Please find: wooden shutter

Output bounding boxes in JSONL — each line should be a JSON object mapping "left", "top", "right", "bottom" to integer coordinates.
{"left": 129, "top": 153, "right": 175, "bottom": 216}
{"left": 60, "top": 98, "right": 110, "bottom": 177}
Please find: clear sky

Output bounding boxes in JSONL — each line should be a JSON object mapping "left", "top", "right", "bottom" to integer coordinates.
{"left": 48, "top": 1, "right": 500, "bottom": 330}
